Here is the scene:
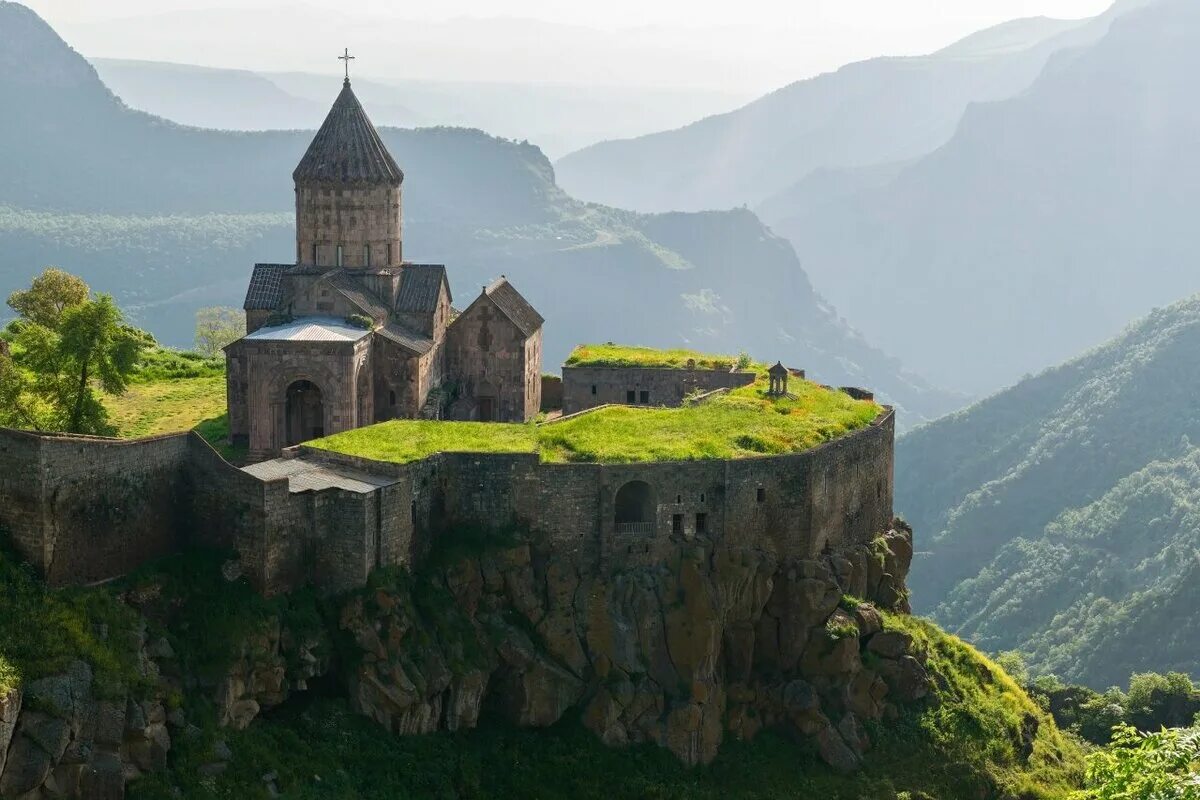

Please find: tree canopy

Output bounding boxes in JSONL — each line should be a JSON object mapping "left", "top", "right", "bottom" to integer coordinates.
{"left": 2, "top": 268, "right": 149, "bottom": 435}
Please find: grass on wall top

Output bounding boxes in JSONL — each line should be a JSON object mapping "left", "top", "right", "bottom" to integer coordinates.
{"left": 564, "top": 343, "right": 747, "bottom": 371}
{"left": 309, "top": 372, "right": 880, "bottom": 465}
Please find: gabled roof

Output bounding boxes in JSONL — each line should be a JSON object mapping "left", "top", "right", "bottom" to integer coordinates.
{"left": 395, "top": 264, "right": 450, "bottom": 314}
{"left": 769, "top": 361, "right": 789, "bottom": 376}
{"left": 327, "top": 270, "right": 390, "bottom": 321}
{"left": 243, "top": 263, "right": 289, "bottom": 310}
{"left": 293, "top": 80, "right": 403, "bottom": 186}
{"left": 377, "top": 322, "right": 434, "bottom": 355}
{"left": 481, "top": 277, "right": 544, "bottom": 338}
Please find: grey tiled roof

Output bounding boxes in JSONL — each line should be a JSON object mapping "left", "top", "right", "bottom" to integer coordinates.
{"left": 395, "top": 264, "right": 449, "bottom": 313}
{"left": 485, "top": 277, "right": 544, "bottom": 338}
{"left": 243, "top": 457, "right": 395, "bottom": 494}
{"left": 377, "top": 322, "right": 434, "bottom": 355}
{"left": 243, "top": 263, "right": 288, "bottom": 310}
{"left": 327, "top": 270, "right": 390, "bottom": 320}
{"left": 293, "top": 80, "right": 403, "bottom": 186}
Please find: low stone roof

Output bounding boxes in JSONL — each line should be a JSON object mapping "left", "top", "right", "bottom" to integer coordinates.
{"left": 484, "top": 277, "right": 544, "bottom": 338}
{"left": 327, "top": 270, "right": 390, "bottom": 321}
{"left": 395, "top": 264, "right": 449, "bottom": 313}
{"left": 243, "top": 264, "right": 289, "bottom": 310}
{"left": 243, "top": 316, "right": 371, "bottom": 343}
{"left": 243, "top": 456, "right": 395, "bottom": 494}
{"left": 293, "top": 80, "right": 403, "bottom": 186}
{"left": 377, "top": 322, "right": 434, "bottom": 355}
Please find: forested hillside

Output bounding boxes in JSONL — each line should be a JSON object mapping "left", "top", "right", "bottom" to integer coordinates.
{"left": 0, "top": 1, "right": 957, "bottom": 425}
{"left": 898, "top": 295, "right": 1200, "bottom": 687}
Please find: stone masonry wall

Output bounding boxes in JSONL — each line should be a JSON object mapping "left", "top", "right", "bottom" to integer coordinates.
{"left": 562, "top": 366, "right": 756, "bottom": 415}
{"left": 0, "top": 407, "right": 893, "bottom": 598}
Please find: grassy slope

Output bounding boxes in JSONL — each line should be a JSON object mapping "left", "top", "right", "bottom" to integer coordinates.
{"left": 97, "top": 348, "right": 227, "bottom": 439}
{"left": 898, "top": 296, "right": 1200, "bottom": 686}
{"left": 310, "top": 374, "right": 879, "bottom": 465}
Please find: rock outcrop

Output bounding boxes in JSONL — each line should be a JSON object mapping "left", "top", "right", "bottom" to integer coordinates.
{"left": 337, "top": 520, "right": 923, "bottom": 768}
{"left": 0, "top": 520, "right": 924, "bottom": 796}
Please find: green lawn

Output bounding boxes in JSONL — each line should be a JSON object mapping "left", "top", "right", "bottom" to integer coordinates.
{"left": 102, "top": 374, "right": 226, "bottom": 439}
{"left": 310, "top": 373, "right": 880, "bottom": 465}
{"left": 565, "top": 343, "right": 747, "bottom": 371}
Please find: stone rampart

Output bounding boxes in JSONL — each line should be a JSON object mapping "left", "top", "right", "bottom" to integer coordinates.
{"left": 0, "top": 407, "right": 893, "bottom": 597}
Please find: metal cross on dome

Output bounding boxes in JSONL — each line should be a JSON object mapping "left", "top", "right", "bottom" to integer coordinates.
{"left": 339, "top": 48, "right": 355, "bottom": 81}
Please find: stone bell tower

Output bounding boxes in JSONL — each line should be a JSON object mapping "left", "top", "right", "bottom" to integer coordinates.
{"left": 293, "top": 63, "right": 404, "bottom": 270}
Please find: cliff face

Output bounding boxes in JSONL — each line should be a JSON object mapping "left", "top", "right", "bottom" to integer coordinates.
{"left": 336, "top": 521, "right": 919, "bottom": 769}
{"left": 0, "top": 521, "right": 917, "bottom": 797}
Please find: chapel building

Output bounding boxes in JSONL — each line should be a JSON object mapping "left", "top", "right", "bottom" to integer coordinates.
{"left": 225, "top": 77, "right": 544, "bottom": 461}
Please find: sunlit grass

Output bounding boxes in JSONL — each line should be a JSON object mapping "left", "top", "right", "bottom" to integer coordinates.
{"left": 102, "top": 374, "right": 226, "bottom": 438}
{"left": 311, "top": 374, "right": 880, "bottom": 465}
{"left": 565, "top": 343, "right": 745, "bottom": 371}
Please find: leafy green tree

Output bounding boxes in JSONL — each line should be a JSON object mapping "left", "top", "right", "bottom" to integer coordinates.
{"left": 6, "top": 267, "right": 89, "bottom": 329}
{"left": 1127, "top": 673, "right": 1200, "bottom": 731}
{"left": 1083, "top": 724, "right": 1200, "bottom": 799}
{"left": 194, "top": 306, "right": 244, "bottom": 356}
{"left": 5, "top": 270, "right": 149, "bottom": 435}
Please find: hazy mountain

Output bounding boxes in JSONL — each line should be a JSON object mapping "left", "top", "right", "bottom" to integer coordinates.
{"left": 771, "top": 0, "right": 1200, "bottom": 397}
{"left": 0, "top": 1, "right": 958, "bottom": 426}
{"left": 555, "top": 3, "right": 1139, "bottom": 213}
{"left": 92, "top": 59, "right": 748, "bottom": 158}
{"left": 897, "top": 295, "right": 1200, "bottom": 687}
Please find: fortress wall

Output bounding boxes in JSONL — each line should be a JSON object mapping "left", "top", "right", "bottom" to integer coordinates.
{"left": 561, "top": 366, "right": 756, "bottom": 415}
{"left": 0, "top": 429, "right": 47, "bottom": 572}
{"left": 32, "top": 432, "right": 192, "bottom": 586}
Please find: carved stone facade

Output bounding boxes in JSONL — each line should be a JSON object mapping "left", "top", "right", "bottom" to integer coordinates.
{"left": 225, "top": 79, "right": 543, "bottom": 460}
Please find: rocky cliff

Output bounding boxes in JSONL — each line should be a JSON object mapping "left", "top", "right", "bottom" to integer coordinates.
{"left": 0, "top": 518, "right": 1082, "bottom": 798}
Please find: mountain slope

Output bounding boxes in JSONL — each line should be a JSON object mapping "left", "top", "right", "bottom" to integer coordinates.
{"left": 0, "top": 1, "right": 957, "bottom": 425}
{"left": 897, "top": 295, "right": 1200, "bottom": 686}
{"left": 92, "top": 59, "right": 747, "bottom": 159}
{"left": 554, "top": 4, "right": 1135, "bottom": 213}
{"left": 773, "top": 0, "right": 1200, "bottom": 396}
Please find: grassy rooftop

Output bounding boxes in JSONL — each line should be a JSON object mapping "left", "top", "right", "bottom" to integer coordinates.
{"left": 309, "top": 368, "right": 881, "bottom": 465}
{"left": 564, "top": 343, "right": 749, "bottom": 371}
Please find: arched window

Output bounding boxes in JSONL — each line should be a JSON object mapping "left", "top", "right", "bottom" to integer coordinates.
{"left": 614, "top": 480, "right": 655, "bottom": 535}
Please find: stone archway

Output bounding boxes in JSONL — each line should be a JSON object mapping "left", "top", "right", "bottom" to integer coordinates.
{"left": 285, "top": 379, "right": 325, "bottom": 446}
{"left": 614, "top": 480, "right": 656, "bottom": 535}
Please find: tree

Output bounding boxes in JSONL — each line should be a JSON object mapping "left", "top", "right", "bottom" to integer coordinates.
{"left": 194, "top": 307, "right": 244, "bottom": 357}
{"left": 5, "top": 270, "right": 149, "bottom": 435}
{"left": 1083, "top": 724, "right": 1200, "bottom": 799}
{"left": 6, "top": 268, "right": 89, "bottom": 329}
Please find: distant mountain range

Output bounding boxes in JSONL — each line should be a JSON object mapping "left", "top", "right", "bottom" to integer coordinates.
{"left": 0, "top": 1, "right": 959, "bottom": 426}
{"left": 898, "top": 294, "right": 1200, "bottom": 688}
{"left": 555, "top": 2, "right": 1142, "bottom": 214}
{"left": 90, "top": 59, "right": 748, "bottom": 159}
{"left": 771, "top": 0, "right": 1200, "bottom": 395}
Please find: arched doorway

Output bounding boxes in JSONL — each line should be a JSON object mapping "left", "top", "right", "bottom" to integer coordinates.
{"left": 614, "top": 480, "right": 655, "bottom": 534}
{"left": 286, "top": 380, "right": 325, "bottom": 446}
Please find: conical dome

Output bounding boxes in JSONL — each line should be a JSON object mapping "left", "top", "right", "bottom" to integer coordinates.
{"left": 293, "top": 80, "right": 403, "bottom": 185}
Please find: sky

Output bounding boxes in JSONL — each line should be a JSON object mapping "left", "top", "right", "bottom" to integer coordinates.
{"left": 25, "top": 0, "right": 1116, "bottom": 92}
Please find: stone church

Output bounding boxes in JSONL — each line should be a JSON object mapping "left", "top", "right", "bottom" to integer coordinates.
{"left": 225, "top": 77, "right": 544, "bottom": 460}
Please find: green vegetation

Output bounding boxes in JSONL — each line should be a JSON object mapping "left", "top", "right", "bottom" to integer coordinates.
{"left": 899, "top": 297, "right": 1200, "bottom": 687}
{"left": 1080, "top": 725, "right": 1200, "bottom": 799}
{"left": 0, "top": 538, "right": 148, "bottom": 698}
{"left": 193, "top": 307, "right": 245, "bottom": 357}
{"left": 311, "top": 370, "right": 879, "bottom": 465}
{"left": 102, "top": 375, "right": 225, "bottom": 438}
{"left": 2, "top": 268, "right": 150, "bottom": 435}
{"left": 565, "top": 343, "right": 743, "bottom": 370}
